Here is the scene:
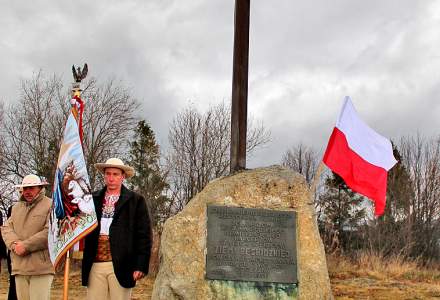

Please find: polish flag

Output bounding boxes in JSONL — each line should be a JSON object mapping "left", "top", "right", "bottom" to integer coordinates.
{"left": 323, "top": 96, "right": 397, "bottom": 216}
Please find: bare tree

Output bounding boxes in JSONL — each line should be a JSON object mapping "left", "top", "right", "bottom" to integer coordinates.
{"left": 1, "top": 71, "right": 66, "bottom": 186}
{"left": 0, "top": 100, "right": 12, "bottom": 219}
{"left": 166, "top": 102, "right": 270, "bottom": 212}
{"left": 1, "top": 71, "right": 140, "bottom": 194}
{"left": 81, "top": 78, "right": 140, "bottom": 189}
{"left": 281, "top": 143, "right": 318, "bottom": 185}
{"left": 398, "top": 135, "right": 440, "bottom": 260}
{"left": 0, "top": 100, "right": 5, "bottom": 173}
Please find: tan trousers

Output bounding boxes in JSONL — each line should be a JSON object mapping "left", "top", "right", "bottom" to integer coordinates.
{"left": 15, "top": 274, "right": 54, "bottom": 300}
{"left": 87, "top": 261, "right": 132, "bottom": 300}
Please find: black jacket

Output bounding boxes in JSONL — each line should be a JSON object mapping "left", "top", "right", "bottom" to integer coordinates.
{"left": 82, "top": 185, "right": 152, "bottom": 288}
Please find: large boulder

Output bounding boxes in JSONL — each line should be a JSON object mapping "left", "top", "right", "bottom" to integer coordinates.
{"left": 152, "top": 166, "right": 333, "bottom": 299}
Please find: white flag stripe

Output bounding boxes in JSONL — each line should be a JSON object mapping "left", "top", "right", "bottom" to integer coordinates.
{"left": 336, "top": 96, "right": 397, "bottom": 171}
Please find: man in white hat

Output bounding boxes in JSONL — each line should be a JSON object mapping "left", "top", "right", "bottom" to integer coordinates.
{"left": 81, "top": 158, "right": 152, "bottom": 300}
{"left": 1, "top": 174, "right": 54, "bottom": 300}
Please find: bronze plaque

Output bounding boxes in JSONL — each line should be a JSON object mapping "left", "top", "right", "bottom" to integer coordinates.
{"left": 206, "top": 205, "right": 297, "bottom": 283}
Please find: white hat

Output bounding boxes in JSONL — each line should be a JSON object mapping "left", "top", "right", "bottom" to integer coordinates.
{"left": 95, "top": 158, "right": 135, "bottom": 178}
{"left": 14, "top": 174, "right": 49, "bottom": 189}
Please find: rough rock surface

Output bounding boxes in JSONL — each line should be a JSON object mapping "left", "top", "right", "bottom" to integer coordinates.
{"left": 152, "top": 166, "right": 333, "bottom": 300}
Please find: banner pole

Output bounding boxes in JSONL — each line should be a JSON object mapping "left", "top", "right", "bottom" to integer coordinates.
{"left": 61, "top": 64, "right": 87, "bottom": 300}
{"left": 63, "top": 249, "right": 71, "bottom": 300}
{"left": 61, "top": 64, "right": 84, "bottom": 300}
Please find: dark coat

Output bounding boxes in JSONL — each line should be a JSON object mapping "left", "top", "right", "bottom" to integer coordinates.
{"left": 82, "top": 185, "right": 152, "bottom": 288}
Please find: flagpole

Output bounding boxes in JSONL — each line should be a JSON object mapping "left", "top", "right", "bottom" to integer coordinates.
{"left": 61, "top": 78, "right": 80, "bottom": 300}
{"left": 63, "top": 249, "right": 71, "bottom": 300}
{"left": 60, "top": 63, "right": 88, "bottom": 300}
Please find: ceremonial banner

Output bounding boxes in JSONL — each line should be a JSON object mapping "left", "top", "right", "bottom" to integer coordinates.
{"left": 48, "top": 99, "right": 97, "bottom": 267}
{"left": 323, "top": 96, "right": 397, "bottom": 216}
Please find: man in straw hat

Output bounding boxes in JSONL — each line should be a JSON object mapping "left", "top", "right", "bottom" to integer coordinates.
{"left": 82, "top": 158, "right": 152, "bottom": 300}
{"left": 1, "top": 174, "right": 54, "bottom": 300}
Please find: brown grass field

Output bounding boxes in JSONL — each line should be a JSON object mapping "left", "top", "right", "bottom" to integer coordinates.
{"left": 1, "top": 253, "right": 440, "bottom": 299}
{"left": 328, "top": 253, "right": 440, "bottom": 299}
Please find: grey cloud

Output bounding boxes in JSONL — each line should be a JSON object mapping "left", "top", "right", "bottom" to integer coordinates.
{"left": 1, "top": 0, "right": 439, "bottom": 168}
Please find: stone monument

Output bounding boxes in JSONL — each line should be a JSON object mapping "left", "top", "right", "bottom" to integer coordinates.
{"left": 152, "top": 166, "right": 333, "bottom": 299}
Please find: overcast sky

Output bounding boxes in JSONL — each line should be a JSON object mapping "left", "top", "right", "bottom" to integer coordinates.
{"left": 1, "top": 0, "right": 439, "bottom": 168}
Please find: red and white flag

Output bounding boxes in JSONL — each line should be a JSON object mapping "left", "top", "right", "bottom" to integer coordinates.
{"left": 323, "top": 96, "right": 397, "bottom": 216}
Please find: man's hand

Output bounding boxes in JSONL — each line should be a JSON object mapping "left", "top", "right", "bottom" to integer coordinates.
{"left": 133, "top": 271, "right": 145, "bottom": 281}
{"left": 13, "top": 241, "right": 26, "bottom": 256}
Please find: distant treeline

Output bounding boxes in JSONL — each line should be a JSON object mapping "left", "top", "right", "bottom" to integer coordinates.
{"left": 282, "top": 140, "right": 440, "bottom": 263}
{"left": 2, "top": 70, "right": 438, "bottom": 264}
{"left": 0, "top": 70, "right": 270, "bottom": 231}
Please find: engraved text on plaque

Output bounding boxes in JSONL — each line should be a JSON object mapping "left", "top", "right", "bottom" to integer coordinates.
{"left": 206, "top": 205, "right": 297, "bottom": 283}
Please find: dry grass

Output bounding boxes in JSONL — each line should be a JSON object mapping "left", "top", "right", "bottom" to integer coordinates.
{"left": 328, "top": 251, "right": 439, "bottom": 280}
{"left": 328, "top": 251, "right": 440, "bottom": 299}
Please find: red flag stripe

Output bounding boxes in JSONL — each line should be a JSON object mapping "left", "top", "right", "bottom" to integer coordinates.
{"left": 323, "top": 127, "right": 388, "bottom": 215}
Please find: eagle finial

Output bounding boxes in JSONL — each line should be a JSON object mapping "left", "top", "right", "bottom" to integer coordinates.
{"left": 72, "top": 63, "right": 88, "bottom": 83}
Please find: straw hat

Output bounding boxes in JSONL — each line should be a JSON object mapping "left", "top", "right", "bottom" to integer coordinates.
{"left": 14, "top": 174, "right": 49, "bottom": 189}
{"left": 95, "top": 158, "right": 135, "bottom": 178}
